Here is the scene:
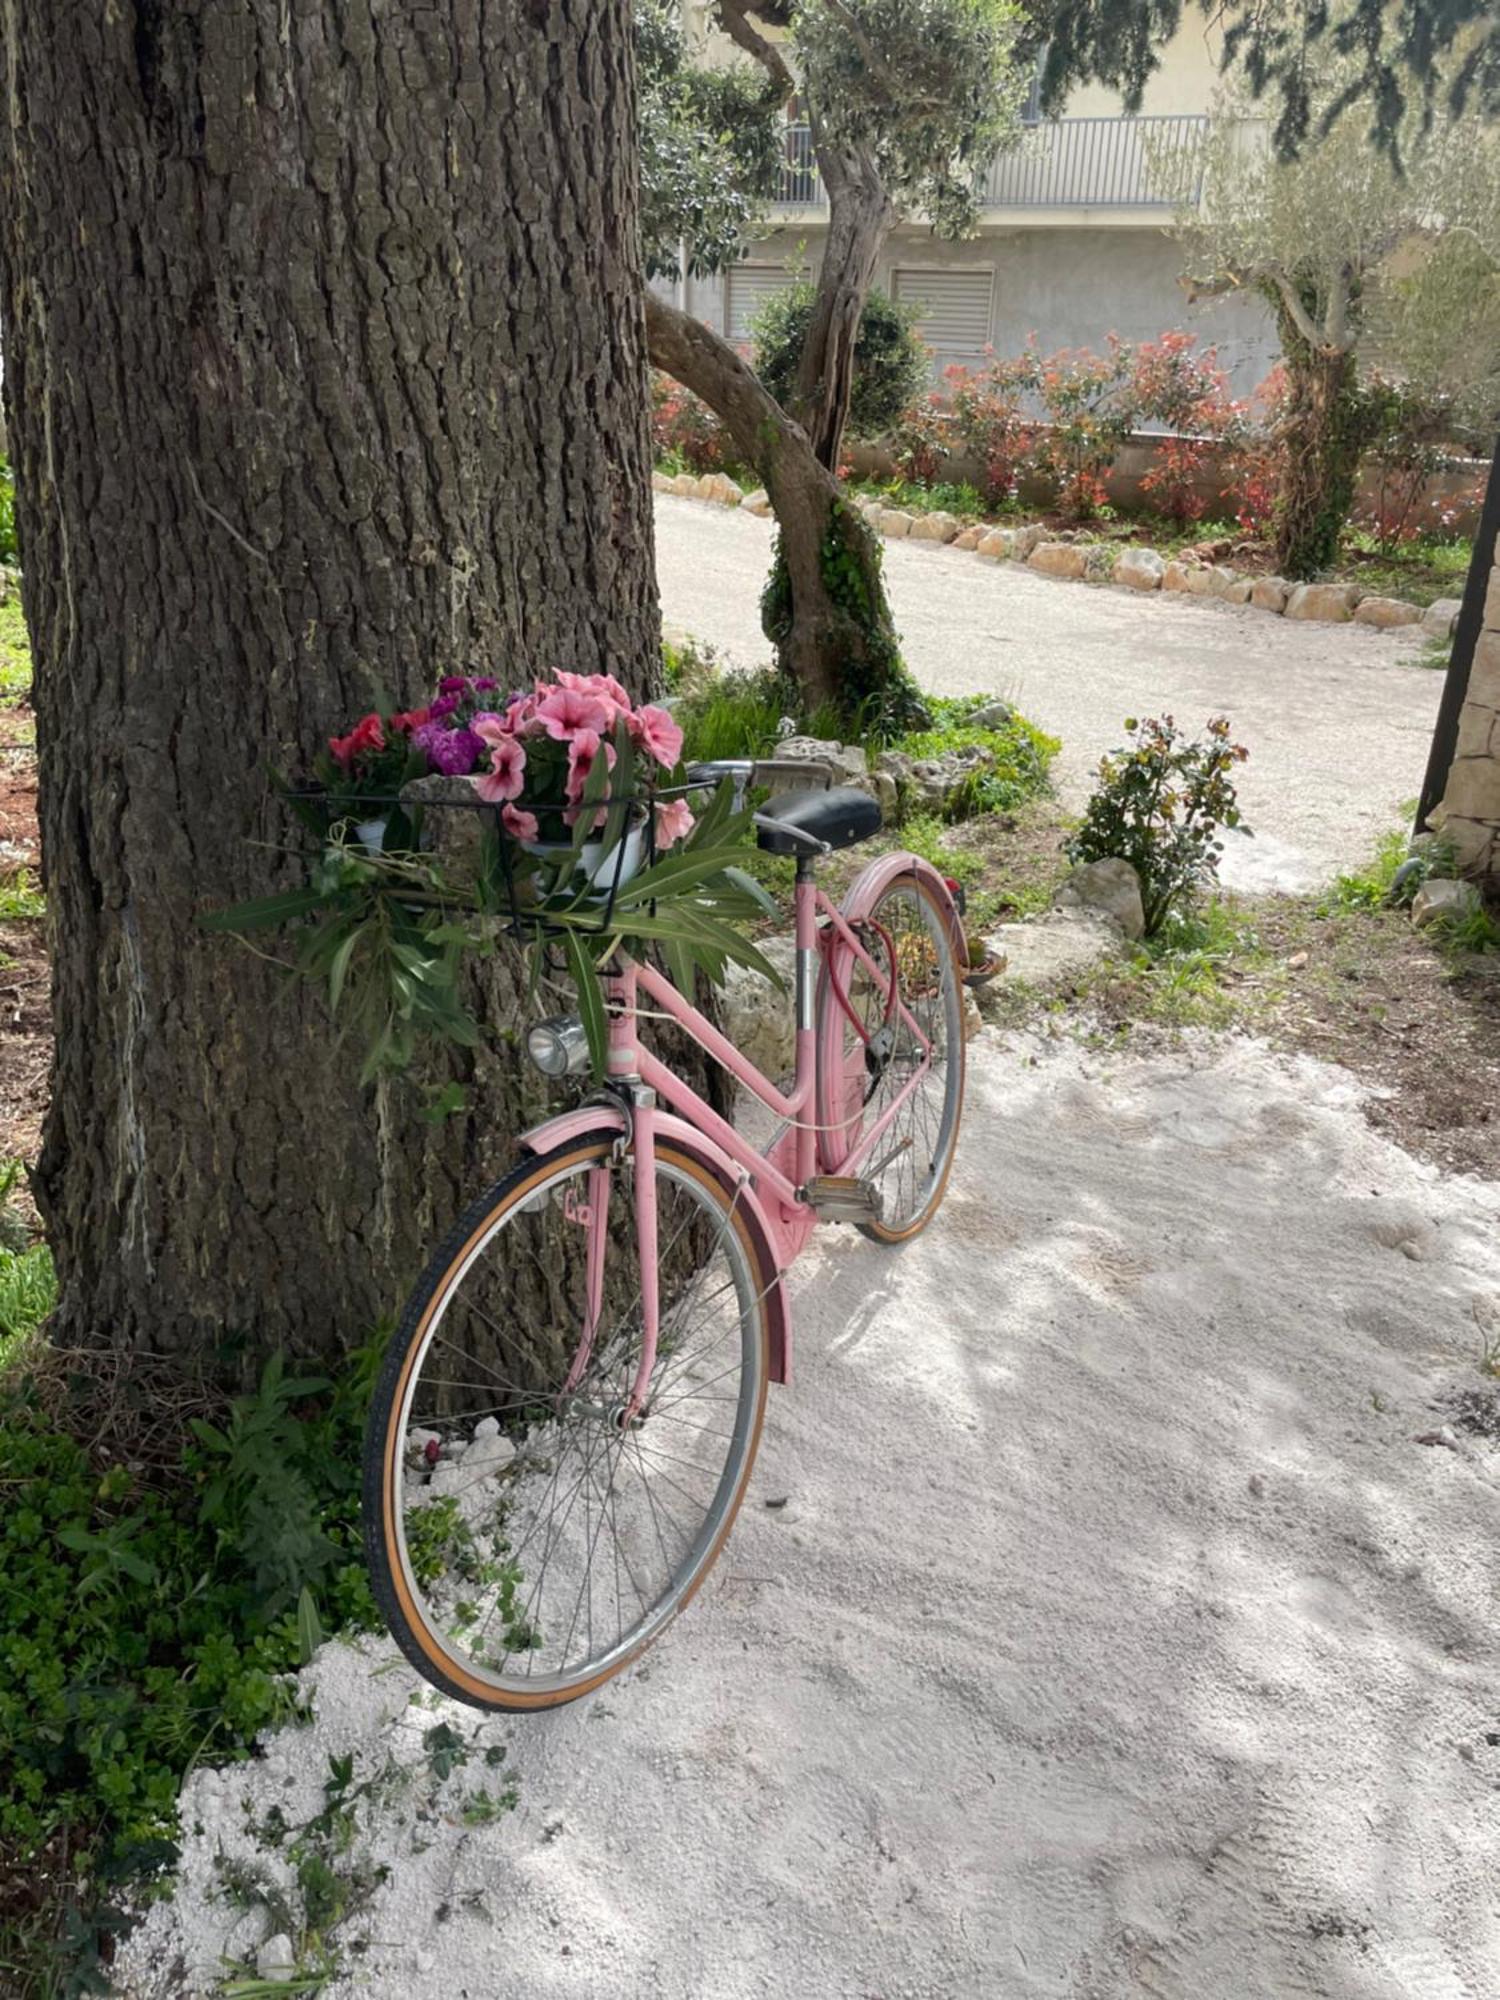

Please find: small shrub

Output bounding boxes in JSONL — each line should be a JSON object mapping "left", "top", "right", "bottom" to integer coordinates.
{"left": 650, "top": 374, "right": 738, "bottom": 476}
{"left": 1355, "top": 377, "right": 1484, "bottom": 549}
{"left": 754, "top": 283, "right": 927, "bottom": 440}
{"left": 892, "top": 709, "right": 1059, "bottom": 820}
{"left": 0, "top": 1347, "right": 380, "bottom": 1989}
{"left": 1130, "top": 334, "right": 1237, "bottom": 522}
{"left": 887, "top": 391, "right": 957, "bottom": 487}
{"left": 1028, "top": 339, "right": 1139, "bottom": 521}
{"left": 1068, "top": 715, "right": 1250, "bottom": 935}
{"left": 944, "top": 351, "right": 1038, "bottom": 509}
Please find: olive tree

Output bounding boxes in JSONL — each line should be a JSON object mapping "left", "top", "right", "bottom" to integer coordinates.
{"left": 1167, "top": 76, "right": 1500, "bottom": 576}
{"left": 639, "top": 0, "right": 1024, "bottom": 723}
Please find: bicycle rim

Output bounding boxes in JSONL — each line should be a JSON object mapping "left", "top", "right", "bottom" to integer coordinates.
{"left": 818, "top": 874, "right": 965, "bottom": 1240}
{"left": 364, "top": 1135, "right": 769, "bottom": 1710}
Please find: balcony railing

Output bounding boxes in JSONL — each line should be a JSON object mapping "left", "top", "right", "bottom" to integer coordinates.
{"left": 773, "top": 114, "right": 1208, "bottom": 211}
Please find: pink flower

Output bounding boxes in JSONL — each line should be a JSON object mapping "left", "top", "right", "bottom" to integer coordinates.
{"left": 556, "top": 669, "right": 633, "bottom": 720}
{"left": 501, "top": 803, "right": 540, "bottom": 842}
{"left": 470, "top": 727, "right": 526, "bottom": 803}
{"left": 655, "top": 797, "right": 695, "bottom": 848}
{"left": 628, "top": 703, "right": 684, "bottom": 770}
{"left": 564, "top": 727, "right": 616, "bottom": 803}
{"left": 534, "top": 685, "right": 611, "bottom": 743}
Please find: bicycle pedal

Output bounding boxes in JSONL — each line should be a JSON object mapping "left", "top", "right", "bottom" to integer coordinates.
{"left": 801, "top": 1175, "right": 884, "bottom": 1224}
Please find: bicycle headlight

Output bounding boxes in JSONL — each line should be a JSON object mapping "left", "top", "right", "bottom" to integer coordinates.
{"left": 526, "top": 1014, "right": 591, "bottom": 1079}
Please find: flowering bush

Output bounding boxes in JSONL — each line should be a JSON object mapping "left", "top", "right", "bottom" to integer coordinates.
{"left": 1216, "top": 367, "right": 1287, "bottom": 537}
{"left": 1355, "top": 377, "right": 1481, "bottom": 548}
{"left": 945, "top": 350, "right": 1038, "bottom": 509}
{"left": 1131, "top": 334, "right": 1236, "bottom": 523}
{"left": 1028, "top": 338, "right": 1138, "bottom": 520}
{"left": 650, "top": 374, "right": 737, "bottom": 475}
{"left": 888, "top": 390, "right": 957, "bottom": 488}
{"left": 1068, "top": 714, "right": 1250, "bottom": 936}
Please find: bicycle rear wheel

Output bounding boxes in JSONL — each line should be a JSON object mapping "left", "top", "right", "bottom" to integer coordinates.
{"left": 364, "top": 1132, "right": 770, "bottom": 1710}
{"left": 815, "top": 869, "right": 966, "bottom": 1242}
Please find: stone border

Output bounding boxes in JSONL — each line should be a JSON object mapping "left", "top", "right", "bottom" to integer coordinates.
{"left": 651, "top": 469, "right": 1462, "bottom": 639}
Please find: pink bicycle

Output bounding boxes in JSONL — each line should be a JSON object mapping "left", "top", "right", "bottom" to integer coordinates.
{"left": 364, "top": 760, "right": 967, "bottom": 1710}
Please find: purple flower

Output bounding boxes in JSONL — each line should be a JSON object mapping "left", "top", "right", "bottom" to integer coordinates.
{"left": 428, "top": 693, "right": 462, "bottom": 720}
{"left": 413, "top": 723, "right": 482, "bottom": 776}
{"left": 438, "top": 675, "right": 469, "bottom": 695}
{"left": 473, "top": 676, "right": 498, "bottom": 691}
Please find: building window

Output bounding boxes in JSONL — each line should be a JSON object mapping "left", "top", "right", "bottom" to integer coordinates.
{"left": 891, "top": 267, "right": 995, "bottom": 356}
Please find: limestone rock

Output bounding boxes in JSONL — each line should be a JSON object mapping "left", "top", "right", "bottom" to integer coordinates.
{"left": 1054, "top": 857, "right": 1146, "bottom": 940}
{"left": 1469, "top": 631, "right": 1500, "bottom": 712}
{"left": 854, "top": 768, "right": 899, "bottom": 821}
{"left": 1485, "top": 566, "right": 1500, "bottom": 632}
{"left": 1285, "top": 582, "right": 1359, "bottom": 622}
{"left": 1422, "top": 596, "right": 1463, "bottom": 638}
{"left": 720, "top": 936, "right": 798, "bottom": 1082}
{"left": 974, "top": 910, "right": 1122, "bottom": 1012}
{"left": 976, "top": 528, "right": 1017, "bottom": 561}
{"left": 669, "top": 472, "right": 697, "bottom": 497}
{"left": 1224, "top": 578, "right": 1255, "bottom": 604}
{"left": 967, "top": 699, "right": 1015, "bottom": 728}
{"left": 1250, "top": 576, "right": 1289, "bottom": 613}
{"left": 1354, "top": 594, "right": 1423, "bottom": 630}
{"left": 1029, "top": 541, "right": 1088, "bottom": 580}
{"left": 739, "top": 487, "right": 773, "bottom": 517}
{"left": 1014, "top": 523, "right": 1047, "bottom": 558}
{"left": 651, "top": 470, "right": 671, "bottom": 492}
{"left": 1162, "top": 560, "right": 1193, "bottom": 593}
{"left": 876, "top": 743, "right": 993, "bottom": 816}
{"left": 766, "top": 736, "right": 867, "bottom": 791}
{"left": 695, "top": 472, "right": 742, "bottom": 506}
{"left": 256, "top": 1935, "right": 297, "bottom": 1983}
{"left": 952, "top": 526, "right": 983, "bottom": 552}
{"left": 1115, "top": 548, "right": 1165, "bottom": 591}
{"left": 1411, "top": 878, "right": 1482, "bottom": 929}
{"left": 879, "top": 510, "right": 913, "bottom": 538}
{"left": 1182, "top": 564, "right": 1237, "bottom": 598}
{"left": 909, "top": 511, "right": 960, "bottom": 543}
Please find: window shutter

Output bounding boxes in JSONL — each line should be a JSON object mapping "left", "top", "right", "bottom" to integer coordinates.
{"left": 892, "top": 268, "right": 994, "bottom": 355}
{"left": 725, "top": 266, "right": 798, "bottom": 343}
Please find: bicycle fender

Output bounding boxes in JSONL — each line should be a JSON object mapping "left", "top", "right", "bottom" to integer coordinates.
{"left": 518, "top": 1105, "right": 791, "bottom": 1386}
{"left": 838, "top": 848, "right": 966, "bottom": 950}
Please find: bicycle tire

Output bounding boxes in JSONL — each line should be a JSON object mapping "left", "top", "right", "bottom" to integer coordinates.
{"left": 363, "top": 1131, "right": 771, "bottom": 1711}
{"left": 815, "top": 868, "right": 967, "bottom": 1242}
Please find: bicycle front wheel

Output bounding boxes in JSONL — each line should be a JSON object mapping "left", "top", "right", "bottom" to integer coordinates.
{"left": 364, "top": 1132, "right": 770, "bottom": 1711}
{"left": 815, "top": 869, "right": 966, "bottom": 1242}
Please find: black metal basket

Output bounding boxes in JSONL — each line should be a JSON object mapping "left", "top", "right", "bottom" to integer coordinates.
{"left": 286, "top": 783, "right": 665, "bottom": 938}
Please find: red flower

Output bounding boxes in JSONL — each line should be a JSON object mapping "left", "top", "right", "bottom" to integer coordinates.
{"left": 329, "top": 712, "right": 386, "bottom": 766}
{"left": 388, "top": 707, "right": 431, "bottom": 735}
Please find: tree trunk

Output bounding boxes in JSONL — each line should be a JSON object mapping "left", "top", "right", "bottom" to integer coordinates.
{"left": 1273, "top": 318, "right": 1369, "bottom": 579}
{"left": 789, "top": 142, "right": 894, "bottom": 472}
{"left": 0, "top": 0, "right": 659, "bottom": 1368}
{"left": 646, "top": 294, "right": 913, "bottom": 723}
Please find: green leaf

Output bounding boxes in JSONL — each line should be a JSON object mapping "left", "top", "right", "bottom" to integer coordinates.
{"left": 563, "top": 928, "right": 609, "bottom": 1078}
{"left": 199, "top": 887, "right": 331, "bottom": 934}
{"left": 295, "top": 1586, "right": 324, "bottom": 1665}
{"left": 326, "top": 930, "right": 360, "bottom": 1016}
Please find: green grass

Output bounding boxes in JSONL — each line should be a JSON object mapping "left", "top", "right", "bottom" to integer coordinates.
{"left": 1341, "top": 527, "right": 1471, "bottom": 606}
{"left": 1321, "top": 828, "right": 1413, "bottom": 913}
{"left": 0, "top": 599, "right": 29, "bottom": 705}
{"left": 0, "top": 870, "right": 44, "bottom": 920}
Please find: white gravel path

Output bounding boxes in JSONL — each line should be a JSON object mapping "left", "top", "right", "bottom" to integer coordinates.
{"left": 654, "top": 495, "right": 1444, "bottom": 894}
{"left": 117, "top": 1031, "right": 1500, "bottom": 2000}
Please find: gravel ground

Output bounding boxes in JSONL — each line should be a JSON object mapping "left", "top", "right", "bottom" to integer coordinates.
{"left": 116, "top": 1031, "right": 1500, "bottom": 2000}
{"left": 654, "top": 496, "right": 1443, "bottom": 894}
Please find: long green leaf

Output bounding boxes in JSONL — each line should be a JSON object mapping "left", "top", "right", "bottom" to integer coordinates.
{"left": 563, "top": 927, "right": 609, "bottom": 1077}
{"left": 200, "top": 886, "right": 332, "bottom": 933}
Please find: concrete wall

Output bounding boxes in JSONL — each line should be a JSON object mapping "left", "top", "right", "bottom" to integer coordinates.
{"left": 1433, "top": 522, "right": 1500, "bottom": 881}
{"left": 685, "top": 222, "right": 1279, "bottom": 399}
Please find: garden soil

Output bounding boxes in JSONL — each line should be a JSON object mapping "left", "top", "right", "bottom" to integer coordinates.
{"left": 115, "top": 1029, "right": 1500, "bottom": 2000}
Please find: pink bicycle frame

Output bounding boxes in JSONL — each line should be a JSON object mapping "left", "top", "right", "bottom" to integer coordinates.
{"left": 522, "top": 860, "right": 953, "bottom": 1416}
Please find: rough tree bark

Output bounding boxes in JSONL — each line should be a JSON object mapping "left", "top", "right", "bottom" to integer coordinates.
{"left": 1273, "top": 330, "right": 1370, "bottom": 579}
{"left": 646, "top": 293, "right": 906, "bottom": 716}
{"left": 0, "top": 1, "right": 660, "bottom": 1367}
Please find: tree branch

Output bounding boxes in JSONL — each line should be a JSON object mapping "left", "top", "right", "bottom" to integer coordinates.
{"left": 715, "top": 0, "right": 796, "bottom": 107}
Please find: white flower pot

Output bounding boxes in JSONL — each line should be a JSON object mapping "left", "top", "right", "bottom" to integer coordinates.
{"left": 523, "top": 817, "right": 647, "bottom": 897}
{"left": 354, "top": 816, "right": 389, "bottom": 855}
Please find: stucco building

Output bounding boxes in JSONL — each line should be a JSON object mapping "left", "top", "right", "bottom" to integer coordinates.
{"left": 671, "top": 4, "right": 1279, "bottom": 398}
